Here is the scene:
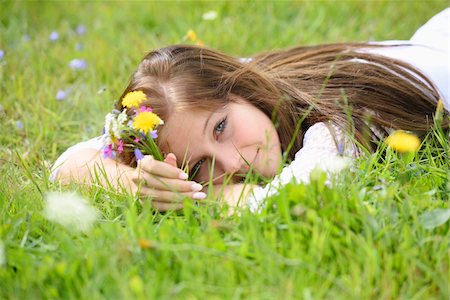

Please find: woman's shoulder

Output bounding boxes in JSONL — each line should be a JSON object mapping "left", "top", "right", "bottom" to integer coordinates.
{"left": 297, "top": 122, "right": 357, "bottom": 159}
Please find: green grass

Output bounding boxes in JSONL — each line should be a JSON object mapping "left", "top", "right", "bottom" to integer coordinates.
{"left": 1, "top": 1, "right": 449, "bottom": 299}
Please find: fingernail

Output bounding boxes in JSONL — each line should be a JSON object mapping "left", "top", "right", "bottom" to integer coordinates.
{"left": 192, "top": 192, "right": 206, "bottom": 200}
{"left": 191, "top": 183, "right": 203, "bottom": 192}
{"left": 179, "top": 172, "right": 188, "bottom": 180}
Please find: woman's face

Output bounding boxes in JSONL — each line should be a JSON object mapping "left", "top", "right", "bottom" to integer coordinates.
{"left": 160, "top": 100, "right": 282, "bottom": 183}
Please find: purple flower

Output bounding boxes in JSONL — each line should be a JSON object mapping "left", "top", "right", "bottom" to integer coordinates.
{"left": 76, "top": 24, "right": 86, "bottom": 35}
{"left": 75, "top": 42, "right": 83, "bottom": 51}
{"left": 56, "top": 89, "right": 67, "bottom": 101}
{"left": 337, "top": 143, "right": 344, "bottom": 155}
{"left": 23, "top": 34, "right": 30, "bottom": 42}
{"left": 16, "top": 120, "right": 24, "bottom": 130}
{"left": 150, "top": 130, "right": 158, "bottom": 139}
{"left": 134, "top": 148, "right": 144, "bottom": 161}
{"left": 103, "top": 144, "right": 114, "bottom": 159}
{"left": 0, "top": 50, "right": 4, "bottom": 60}
{"left": 69, "top": 59, "right": 87, "bottom": 70}
{"left": 49, "top": 31, "right": 59, "bottom": 41}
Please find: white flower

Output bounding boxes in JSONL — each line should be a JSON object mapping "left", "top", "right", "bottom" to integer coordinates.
{"left": 117, "top": 108, "right": 128, "bottom": 124}
{"left": 202, "top": 11, "right": 218, "bottom": 21}
{"left": 0, "top": 240, "right": 5, "bottom": 267}
{"left": 43, "top": 192, "right": 100, "bottom": 233}
{"left": 104, "top": 113, "right": 114, "bottom": 134}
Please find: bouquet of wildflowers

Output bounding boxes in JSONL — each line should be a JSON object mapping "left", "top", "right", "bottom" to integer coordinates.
{"left": 102, "top": 91, "right": 164, "bottom": 161}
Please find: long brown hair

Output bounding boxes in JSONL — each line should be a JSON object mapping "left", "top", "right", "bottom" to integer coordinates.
{"left": 118, "top": 44, "right": 448, "bottom": 165}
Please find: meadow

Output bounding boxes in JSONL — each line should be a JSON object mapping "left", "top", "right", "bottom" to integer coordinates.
{"left": 1, "top": 1, "right": 449, "bottom": 299}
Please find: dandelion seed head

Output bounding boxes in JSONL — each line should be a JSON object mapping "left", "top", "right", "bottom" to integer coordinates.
{"left": 202, "top": 11, "right": 218, "bottom": 21}
{"left": 43, "top": 192, "right": 100, "bottom": 233}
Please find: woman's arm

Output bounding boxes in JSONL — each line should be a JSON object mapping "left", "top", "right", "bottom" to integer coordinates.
{"left": 53, "top": 144, "right": 207, "bottom": 211}
{"left": 246, "top": 122, "right": 356, "bottom": 212}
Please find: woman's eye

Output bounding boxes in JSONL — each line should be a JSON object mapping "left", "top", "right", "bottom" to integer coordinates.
{"left": 214, "top": 117, "right": 227, "bottom": 135}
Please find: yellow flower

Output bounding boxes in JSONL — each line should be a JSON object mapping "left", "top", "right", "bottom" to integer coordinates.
{"left": 122, "top": 91, "right": 146, "bottom": 108}
{"left": 186, "top": 29, "right": 197, "bottom": 41}
{"left": 133, "top": 111, "right": 163, "bottom": 134}
{"left": 436, "top": 98, "right": 444, "bottom": 114}
{"left": 385, "top": 130, "right": 421, "bottom": 153}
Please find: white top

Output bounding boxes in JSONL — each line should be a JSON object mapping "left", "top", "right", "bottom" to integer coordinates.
{"left": 50, "top": 8, "right": 450, "bottom": 211}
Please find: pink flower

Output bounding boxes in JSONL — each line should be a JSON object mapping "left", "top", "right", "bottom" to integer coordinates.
{"left": 103, "top": 144, "right": 114, "bottom": 158}
{"left": 139, "top": 106, "right": 152, "bottom": 113}
{"left": 117, "top": 139, "right": 124, "bottom": 154}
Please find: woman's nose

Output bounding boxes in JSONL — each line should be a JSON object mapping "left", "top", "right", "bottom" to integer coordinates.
{"left": 216, "top": 148, "right": 245, "bottom": 175}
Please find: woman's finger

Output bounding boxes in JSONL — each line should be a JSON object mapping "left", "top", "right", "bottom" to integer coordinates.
{"left": 138, "top": 186, "right": 207, "bottom": 203}
{"left": 138, "top": 155, "right": 188, "bottom": 180}
{"left": 164, "top": 153, "right": 178, "bottom": 168}
{"left": 151, "top": 201, "right": 184, "bottom": 212}
{"left": 132, "top": 173, "right": 203, "bottom": 193}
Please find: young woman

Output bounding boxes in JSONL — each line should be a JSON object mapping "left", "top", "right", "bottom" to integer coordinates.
{"left": 51, "top": 9, "right": 449, "bottom": 212}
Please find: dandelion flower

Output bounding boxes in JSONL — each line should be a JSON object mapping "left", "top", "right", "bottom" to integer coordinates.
{"left": 43, "top": 192, "right": 100, "bottom": 233}
{"left": 122, "top": 91, "right": 147, "bottom": 108}
{"left": 386, "top": 130, "right": 420, "bottom": 153}
{"left": 186, "top": 29, "right": 197, "bottom": 41}
{"left": 133, "top": 111, "right": 163, "bottom": 134}
{"left": 436, "top": 98, "right": 445, "bottom": 114}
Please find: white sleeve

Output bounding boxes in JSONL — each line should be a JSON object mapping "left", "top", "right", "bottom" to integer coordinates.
{"left": 246, "top": 122, "right": 357, "bottom": 212}
{"left": 49, "top": 136, "right": 106, "bottom": 183}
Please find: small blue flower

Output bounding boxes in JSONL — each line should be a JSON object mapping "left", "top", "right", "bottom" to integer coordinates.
{"left": 150, "top": 130, "right": 158, "bottom": 139}
{"left": 69, "top": 59, "right": 87, "bottom": 70}
{"left": 23, "top": 34, "right": 30, "bottom": 42}
{"left": 337, "top": 143, "right": 344, "bottom": 155}
{"left": 49, "top": 31, "right": 59, "bottom": 41}
{"left": 0, "top": 50, "right": 4, "bottom": 60}
{"left": 56, "top": 90, "right": 67, "bottom": 101}
{"left": 76, "top": 24, "right": 86, "bottom": 35}
{"left": 134, "top": 148, "right": 145, "bottom": 161}
{"left": 75, "top": 42, "right": 83, "bottom": 51}
{"left": 16, "top": 120, "right": 24, "bottom": 130}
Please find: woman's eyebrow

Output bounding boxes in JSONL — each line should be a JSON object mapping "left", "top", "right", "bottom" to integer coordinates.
{"left": 203, "top": 113, "right": 213, "bottom": 135}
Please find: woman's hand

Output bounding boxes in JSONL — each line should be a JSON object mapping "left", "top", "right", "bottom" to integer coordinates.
{"left": 127, "top": 153, "right": 206, "bottom": 211}
{"left": 214, "top": 183, "right": 255, "bottom": 210}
